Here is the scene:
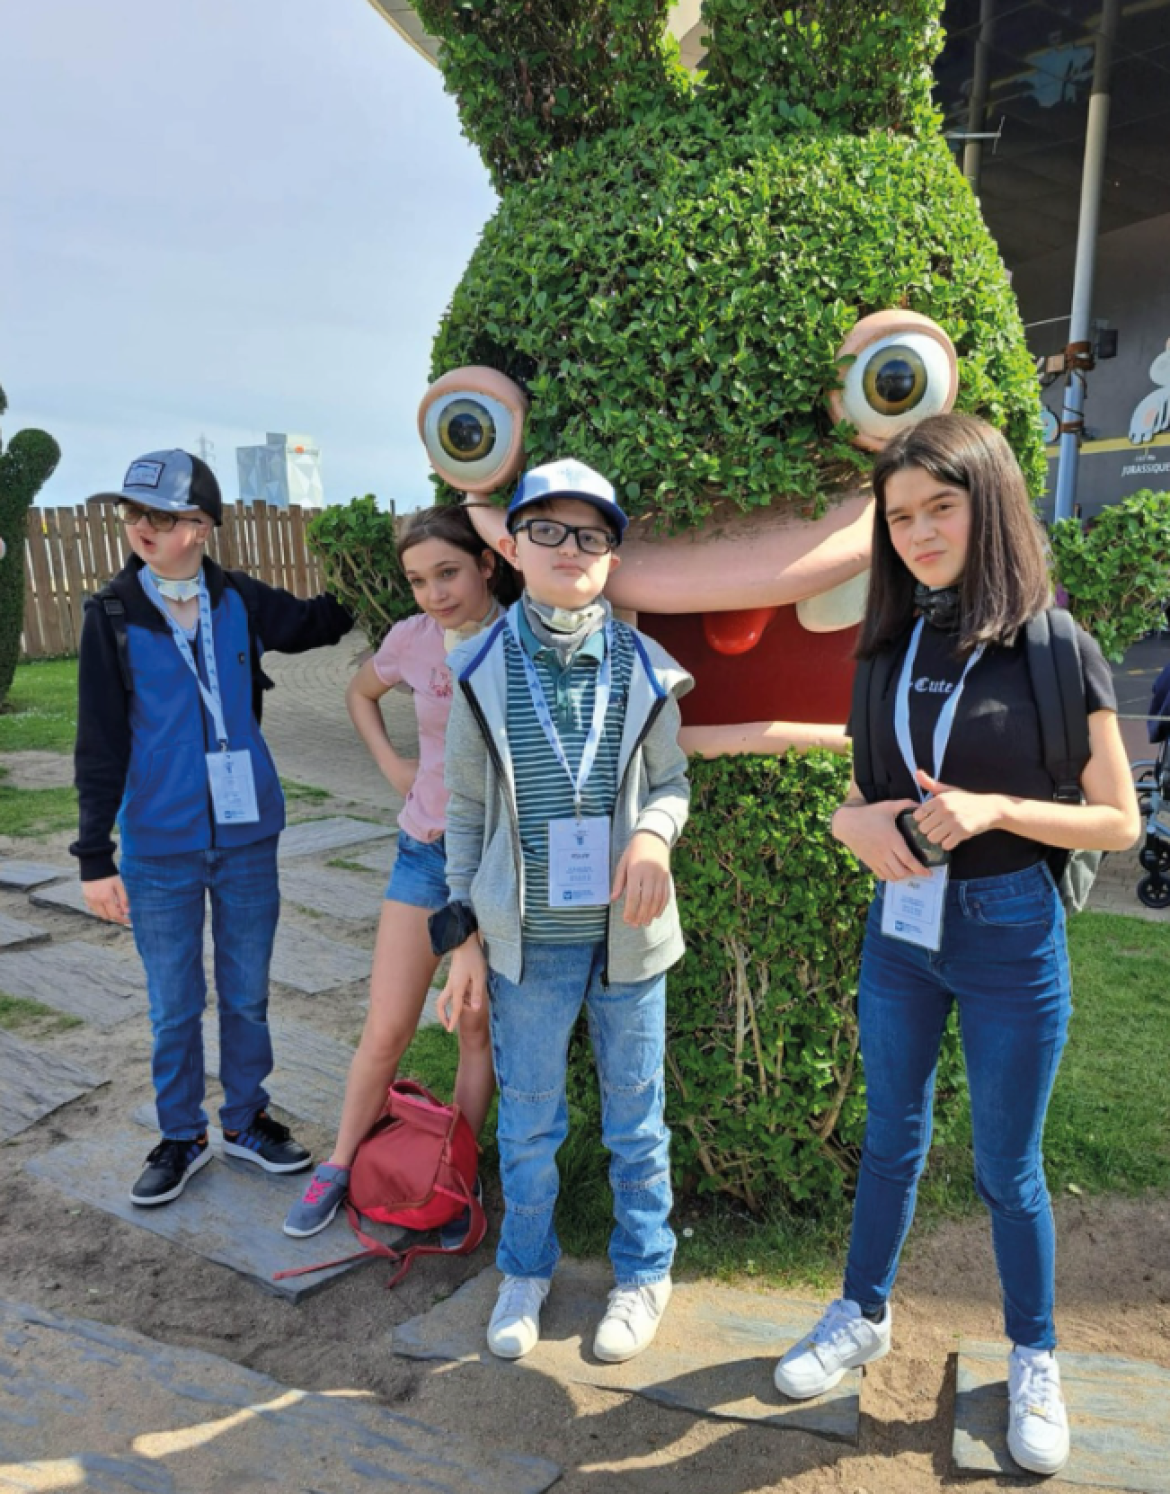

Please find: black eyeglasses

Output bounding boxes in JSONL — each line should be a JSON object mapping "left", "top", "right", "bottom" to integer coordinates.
{"left": 116, "top": 501, "right": 204, "bottom": 533}
{"left": 513, "top": 519, "right": 618, "bottom": 556}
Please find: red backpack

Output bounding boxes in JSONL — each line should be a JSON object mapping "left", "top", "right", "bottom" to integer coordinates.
{"left": 274, "top": 1079, "right": 486, "bottom": 1287}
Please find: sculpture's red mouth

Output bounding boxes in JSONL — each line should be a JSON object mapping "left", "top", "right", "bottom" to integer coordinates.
{"left": 638, "top": 605, "right": 858, "bottom": 728}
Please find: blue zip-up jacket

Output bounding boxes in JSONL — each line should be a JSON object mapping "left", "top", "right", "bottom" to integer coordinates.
{"left": 71, "top": 556, "right": 352, "bottom": 881}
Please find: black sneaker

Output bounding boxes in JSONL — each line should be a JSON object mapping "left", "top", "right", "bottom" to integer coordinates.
{"left": 221, "top": 1110, "right": 312, "bottom": 1174}
{"left": 129, "top": 1136, "right": 212, "bottom": 1206}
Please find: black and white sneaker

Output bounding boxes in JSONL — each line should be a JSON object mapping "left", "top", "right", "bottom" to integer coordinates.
{"left": 221, "top": 1110, "right": 312, "bottom": 1174}
{"left": 129, "top": 1136, "right": 212, "bottom": 1206}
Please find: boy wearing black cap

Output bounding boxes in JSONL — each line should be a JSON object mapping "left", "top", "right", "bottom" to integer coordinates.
{"left": 430, "top": 458, "right": 692, "bottom": 1365}
{"left": 72, "top": 450, "right": 352, "bottom": 1206}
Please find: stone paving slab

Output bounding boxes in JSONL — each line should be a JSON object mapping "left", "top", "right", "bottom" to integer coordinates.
{"left": 0, "top": 1031, "right": 106, "bottom": 1141}
{"left": 0, "top": 943, "right": 147, "bottom": 1029}
{"left": 345, "top": 839, "right": 398, "bottom": 875}
{"left": 953, "top": 1338, "right": 1170, "bottom": 1489}
{"left": 277, "top": 816, "right": 395, "bottom": 861}
{"left": 0, "top": 859, "right": 67, "bottom": 891}
{"left": 0, "top": 911, "right": 49, "bottom": 948}
{"left": 132, "top": 1013, "right": 355, "bottom": 1131}
{"left": 279, "top": 863, "right": 384, "bottom": 923}
{"left": 0, "top": 1298, "right": 561, "bottom": 1494}
{"left": 248, "top": 922, "right": 371, "bottom": 995}
{"left": 392, "top": 1260, "right": 860, "bottom": 1440}
{"left": 25, "top": 1128, "right": 378, "bottom": 1303}
{"left": 29, "top": 876, "right": 100, "bottom": 919}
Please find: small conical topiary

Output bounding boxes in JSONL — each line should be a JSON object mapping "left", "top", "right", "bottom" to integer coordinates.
{"left": 0, "top": 383, "right": 62, "bottom": 704}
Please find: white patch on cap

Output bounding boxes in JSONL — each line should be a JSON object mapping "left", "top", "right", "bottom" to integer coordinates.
{"left": 124, "top": 459, "right": 166, "bottom": 489}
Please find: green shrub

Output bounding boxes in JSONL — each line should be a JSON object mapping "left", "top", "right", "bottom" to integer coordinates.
{"left": 393, "top": 0, "right": 1036, "bottom": 1211}
{"left": 669, "top": 752, "right": 962, "bottom": 1210}
{"left": 0, "top": 384, "right": 61, "bottom": 705}
{"left": 306, "top": 495, "right": 411, "bottom": 648}
{"left": 1050, "top": 490, "right": 1170, "bottom": 660}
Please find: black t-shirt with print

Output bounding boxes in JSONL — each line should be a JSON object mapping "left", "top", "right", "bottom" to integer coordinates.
{"left": 858, "top": 619, "right": 1116, "bottom": 881}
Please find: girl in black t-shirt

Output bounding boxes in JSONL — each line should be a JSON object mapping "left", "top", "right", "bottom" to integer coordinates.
{"left": 773, "top": 414, "right": 1138, "bottom": 1477}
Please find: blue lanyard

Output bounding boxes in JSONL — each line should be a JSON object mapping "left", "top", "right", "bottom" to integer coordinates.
{"left": 507, "top": 608, "right": 613, "bottom": 816}
{"left": 139, "top": 568, "right": 229, "bottom": 749}
{"left": 894, "top": 618, "right": 984, "bottom": 801}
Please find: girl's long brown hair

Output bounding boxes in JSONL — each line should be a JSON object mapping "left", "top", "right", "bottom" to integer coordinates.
{"left": 398, "top": 503, "right": 520, "bottom": 606}
{"left": 857, "top": 413, "right": 1051, "bottom": 659}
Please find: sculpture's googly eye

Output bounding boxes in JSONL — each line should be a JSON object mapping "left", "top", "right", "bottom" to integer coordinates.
{"left": 830, "top": 311, "right": 958, "bottom": 452}
{"left": 418, "top": 367, "right": 528, "bottom": 494}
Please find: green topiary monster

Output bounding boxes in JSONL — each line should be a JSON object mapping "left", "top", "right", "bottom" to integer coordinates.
{"left": 393, "top": 0, "right": 1045, "bottom": 1209}
{"left": 0, "top": 383, "right": 61, "bottom": 705}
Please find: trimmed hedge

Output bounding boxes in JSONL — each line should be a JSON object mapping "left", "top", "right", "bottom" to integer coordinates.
{"left": 431, "top": 116, "right": 1045, "bottom": 530}
{"left": 0, "top": 385, "right": 60, "bottom": 704}
{"left": 398, "top": 0, "right": 1038, "bottom": 1210}
{"left": 1051, "top": 490, "right": 1170, "bottom": 661}
{"left": 306, "top": 495, "right": 411, "bottom": 648}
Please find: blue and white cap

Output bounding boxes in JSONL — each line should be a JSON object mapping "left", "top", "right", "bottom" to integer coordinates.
{"left": 505, "top": 458, "right": 628, "bottom": 540}
{"left": 88, "top": 449, "right": 223, "bottom": 526}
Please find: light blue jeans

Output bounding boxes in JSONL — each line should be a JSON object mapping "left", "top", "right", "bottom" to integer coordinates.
{"left": 121, "top": 837, "right": 281, "bottom": 1140}
{"left": 488, "top": 940, "right": 675, "bottom": 1285}
{"left": 843, "top": 862, "right": 1070, "bottom": 1350}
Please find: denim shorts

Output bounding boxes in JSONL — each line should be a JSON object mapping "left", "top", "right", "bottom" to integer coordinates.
{"left": 385, "top": 830, "right": 450, "bottom": 910}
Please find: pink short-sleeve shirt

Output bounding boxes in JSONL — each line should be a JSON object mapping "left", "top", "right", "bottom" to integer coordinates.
{"left": 371, "top": 613, "right": 454, "bottom": 843}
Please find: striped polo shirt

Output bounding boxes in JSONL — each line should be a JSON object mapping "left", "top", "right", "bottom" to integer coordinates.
{"left": 504, "top": 613, "right": 635, "bottom": 943}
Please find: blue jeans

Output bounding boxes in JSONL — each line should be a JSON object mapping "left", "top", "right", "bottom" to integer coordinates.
{"left": 384, "top": 830, "right": 449, "bottom": 909}
{"left": 122, "top": 837, "right": 281, "bottom": 1140}
{"left": 843, "top": 862, "right": 1070, "bottom": 1350}
{"left": 488, "top": 940, "right": 675, "bottom": 1285}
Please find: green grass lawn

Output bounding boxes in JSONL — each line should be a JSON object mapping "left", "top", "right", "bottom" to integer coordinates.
{"left": 0, "top": 658, "right": 78, "bottom": 752}
{"left": 398, "top": 909, "right": 1170, "bottom": 1287}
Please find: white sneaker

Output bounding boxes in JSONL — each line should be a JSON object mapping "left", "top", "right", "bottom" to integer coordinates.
{"left": 773, "top": 1298, "right": 892, "bottom": 1400}
{"left": 1007, "top": 1347, "right": 1070, "bottom": 1476}
{"left": 593, "top": 1278, "right": 673, "bottom": 1363}
{"left": 486, "top": 1275, "right": 550, "bottom": 1360}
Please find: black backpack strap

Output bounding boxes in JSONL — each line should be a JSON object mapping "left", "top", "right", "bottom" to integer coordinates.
{"left": 223, "top": 570, "right": 276, "bottom": 722}
{"left": 1025, "top": 608, "right": 1089, "bottom": 803}
{"left": 850, "top": 656, "right": 876, "bottom": 799}
{"left": 849, "top": 646, "right": 901, "bottom": 801}
{"left": 88, "top": 588, "right": 134, "bottom": 695}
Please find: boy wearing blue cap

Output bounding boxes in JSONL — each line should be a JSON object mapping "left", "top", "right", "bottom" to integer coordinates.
{"left": 430, "top": 458, "right": 692, "bottom": 1364}
{"left": 72, "top": 450, "right": 353, "bottom": 1207}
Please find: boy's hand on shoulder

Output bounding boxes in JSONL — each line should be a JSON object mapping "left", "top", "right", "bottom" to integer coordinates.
{"left": 612, "top": 830, "right": 672, "bottom": 927}
{"left": 83, "top": 875, "right": 131, "bottom": 927}
{"left": 437, "top": 935, "right": 488, "bottom": 1032}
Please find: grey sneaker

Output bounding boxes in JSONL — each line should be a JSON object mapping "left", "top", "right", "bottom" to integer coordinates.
{"left": 438, "top": 1175, "right": 484, "bottom": 1252}
{"left": 773, "top": 1298, "right": 891, "bottom": 1399}
{"left": 1007, "top": 1347, "right": 1070, "bottom": 1476}
{"left": 283, "top": 1163, "right": 350, "bottom": 1238}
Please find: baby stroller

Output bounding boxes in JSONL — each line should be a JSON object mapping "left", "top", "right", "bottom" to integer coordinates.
{"left": 1134, "top": 659, "right": 1170, "bottom": 909}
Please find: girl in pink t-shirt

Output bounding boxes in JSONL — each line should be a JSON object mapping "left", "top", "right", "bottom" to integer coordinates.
{"left": 284, "top": 506, "right": 515, "bottom": 1239}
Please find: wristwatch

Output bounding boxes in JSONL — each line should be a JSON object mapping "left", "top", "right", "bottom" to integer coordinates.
{"left": 428, "top": 900, "right": 479, "bottom": 956}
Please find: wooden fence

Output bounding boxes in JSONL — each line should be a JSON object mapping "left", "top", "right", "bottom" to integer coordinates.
{"left": 21, "top": 502, "right": 326, "bottom": 659}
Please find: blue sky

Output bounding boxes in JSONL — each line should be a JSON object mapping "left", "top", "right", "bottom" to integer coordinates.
{"left": 0, "top": 0, "right": 498, "bottom": 511}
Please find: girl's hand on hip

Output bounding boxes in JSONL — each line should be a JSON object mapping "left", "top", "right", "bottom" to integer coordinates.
{"left": 436, "top": 935, "right": 487, "bottom": 1032}
{"left": 612, "top": 830, "right": 672, "bottom": 927}
{"left": 82, "top": 874, "right": 131, "bottom": 926}
{"left": 832, "top": 799, "right": 924, "bottom": 882}
{"left": 913, "top": 771, "right": 1004, "bottom": 848}
{"left": 382, "top": 754, "right": 419, "bottom": 800}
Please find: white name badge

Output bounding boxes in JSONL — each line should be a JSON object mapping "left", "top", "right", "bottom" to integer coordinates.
{"left": 548, "top": 816, "right": 611, "bottom": 908}
{"left": 881, "top": 864, "right": 948, "bottom": 952}
{"left": 206, "top": 749, "right": 260, "bottom": 826}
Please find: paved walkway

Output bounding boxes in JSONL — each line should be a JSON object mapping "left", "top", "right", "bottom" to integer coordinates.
{"left": 262, "top": 635, "right": 414, "bottom": 815}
